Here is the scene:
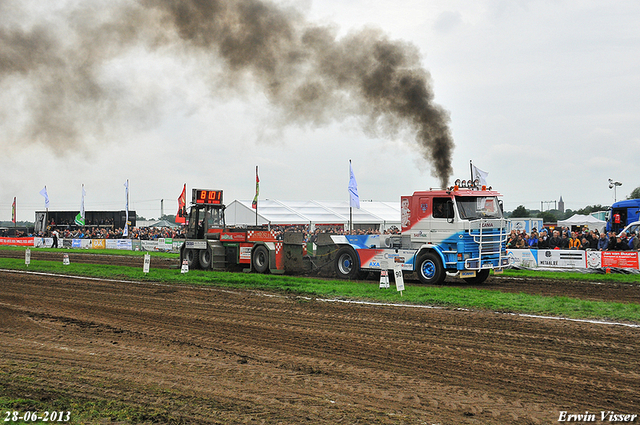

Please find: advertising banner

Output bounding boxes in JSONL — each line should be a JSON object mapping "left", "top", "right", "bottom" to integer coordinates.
{"left": 601, "top": 251, "right": 639, "bottom": 269}
{"left": 0, "top": 237, "right": 35, "bottom": 246}
{"left": 535, "top": 250, "right": 585, "bottom": 269}
{"left": 116, "top": 239, "right": 132, "bottom": 250}
{"left": 141, "top": 240, "right": 158, "bottom": 251}
{"left": 92, "top": 239, "right": 106, "bottom": 249}
{"left": 507, "top": 249, "right": 538, "bottom": 268}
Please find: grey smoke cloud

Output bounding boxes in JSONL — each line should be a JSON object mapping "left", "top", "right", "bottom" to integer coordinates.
{"left": 0, "top": 0, "right": 454, "bottom": 186}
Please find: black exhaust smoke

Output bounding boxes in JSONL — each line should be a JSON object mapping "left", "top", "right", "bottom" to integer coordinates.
{"left": 0, "top": 0, "right": 454, "bottom": 186}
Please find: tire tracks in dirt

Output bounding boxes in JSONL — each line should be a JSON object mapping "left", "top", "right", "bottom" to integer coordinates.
{"left": 1, "top": 270, "right": 639, "bottom": 424}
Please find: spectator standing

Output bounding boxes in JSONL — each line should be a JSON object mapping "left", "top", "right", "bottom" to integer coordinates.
{"left": 597, "top": 233, "right": 609, "bottom": 251}
{"left": 629, "top": 231, "right": 640, "bottom": 250}
{"left": 560, "top": 231, "right": 570, "bottom": 249}
{"left": 568, "top": 232, "right": 582, "bottom": 250}
{"left": 548, "top": 230, "right": 562, "bottom": 249}
{"left": 538, "top": 230, "right": 549, "bottom": 249}
{"left": 528, "top": 231, "right": 539, "bottom": 248}
{"left": 51, "top": 229, "right": 59, "bottom": 248}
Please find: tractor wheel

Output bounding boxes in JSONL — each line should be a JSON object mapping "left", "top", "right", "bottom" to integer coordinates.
{"left": 416, "top": 252, "right": 445, "bottom": 285}
{"left": 199, "top": 248, "right": 212, "bottom": 270}
{"left": 334, "top": 247, "right": 360, "bottom": 279}
{"left": 252, "top": 245, "right": 269, "bottom": 273}
{"left": 185, "top": 249, "right": 200, "bottom": 269}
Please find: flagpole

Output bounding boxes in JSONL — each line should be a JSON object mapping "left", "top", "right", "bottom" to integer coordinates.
{"left": 349, "top": 160, "right": 352, "bottom": 233}
{"left": 45, "top": 185, "right": 48, "bottom": 229}
{"left": 255, "top": 166, "right": 258, "bottom": 226}
{"left": 470, "top": 159, "right": 473, "bottom": 181}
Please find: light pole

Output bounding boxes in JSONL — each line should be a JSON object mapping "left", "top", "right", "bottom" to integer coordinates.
{"left": 608, "top": 179, "right": 622, "bottom": 202}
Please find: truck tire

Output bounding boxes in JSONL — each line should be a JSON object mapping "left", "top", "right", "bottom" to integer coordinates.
{"left": 252, "top": 245, "right": 269, "bottom": 273}
{"left": 335, "top": 247, "right": 359, "bottom": 279}
{"left": 185, "top": 249, "right": 200, "bottom": 269}
{"left": 462, "top": 269, "right": 490, "bottom": 284}
{"left": 199, "top": 248, "right": 212, "bottom": 270}
{"left": 416, "top": 252, "right": 445, "bottom": 285}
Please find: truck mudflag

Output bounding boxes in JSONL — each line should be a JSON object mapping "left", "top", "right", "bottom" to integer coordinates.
{"left": 348, "top": 160, "right": 360, "bottom": 209}
{"left": 74, "top": 184, "right": 86, "bottom": 226}
{"left": 176, "top": 184, "right": 187, "bottom": 224}
{"left": 252, "top": 166, "right": 259, "bottom": 210}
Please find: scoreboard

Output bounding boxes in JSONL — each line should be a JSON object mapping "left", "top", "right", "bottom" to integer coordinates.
{"left": 192, "top": 189, "right": 223, "bottom": 205}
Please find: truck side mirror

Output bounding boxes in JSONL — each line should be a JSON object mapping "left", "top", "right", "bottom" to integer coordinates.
{"left": 446, "top": 200, "right": 455, "bottom": 223}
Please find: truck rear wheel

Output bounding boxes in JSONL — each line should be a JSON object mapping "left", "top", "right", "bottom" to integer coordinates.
{"left": 462, "top": 269, "right": 490, "bottom": 284}
{"left": 185, "top": 249, "right": 200, "bottom": 269}
{"left": 252, "top": 245, "right": 269, "bottom": 273}
{"left": 416, "top": 252, "right": 445, "bottom": 285}
{"left": 335, "top": 247, "right": 359, "bottom": 279}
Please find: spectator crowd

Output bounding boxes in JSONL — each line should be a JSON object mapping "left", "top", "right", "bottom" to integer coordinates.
{"left": 506, "top": 227, "right": 640, "bottom": 251}
{"left": 9, "top": 220, "right": 640, "bottom": 252}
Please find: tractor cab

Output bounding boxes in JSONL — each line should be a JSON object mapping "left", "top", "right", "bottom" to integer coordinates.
{"left": 185, "top": 203, "right": 226, "bottom": 239}
{"left": 184, "top": 189, "right": 226, "bottom": 239}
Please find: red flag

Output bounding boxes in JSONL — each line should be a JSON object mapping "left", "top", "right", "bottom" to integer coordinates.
{"left": 252, "top": 166, "right": 259, "bottom": 209}
{"left": 11, "top": 197, "right": 16, "bottom": 223}
{"left": 176, "top": 184, "right": 186, "bottom": 224}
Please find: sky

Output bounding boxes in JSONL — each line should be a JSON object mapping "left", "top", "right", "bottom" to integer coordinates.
{"left": 1, "top": 0, "right": 639, "bottom": 222}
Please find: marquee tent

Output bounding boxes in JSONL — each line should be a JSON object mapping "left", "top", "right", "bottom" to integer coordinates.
{"left": 225, "top": 199, "right": 401, "bottom": 231}
{"left": 557, "top": 214, "right": 606, "bottom": 232}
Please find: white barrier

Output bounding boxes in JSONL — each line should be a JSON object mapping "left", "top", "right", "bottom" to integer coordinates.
{"left": 507, "top": 249, "right": 639, "bottom": 270}
{"left": 1, "top": 237, "right": 184, "bottom": 252}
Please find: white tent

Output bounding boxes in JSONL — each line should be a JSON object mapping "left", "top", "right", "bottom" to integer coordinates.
{"left": 225, "top": 199, "right": 400, "bottom": 231}
{"left": 557, "top": 214, "right": 606, "bottom": 232}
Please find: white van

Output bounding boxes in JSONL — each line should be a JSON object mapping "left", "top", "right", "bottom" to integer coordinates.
{"left": 618, "top": 221, "right": 640, "bottom": 236}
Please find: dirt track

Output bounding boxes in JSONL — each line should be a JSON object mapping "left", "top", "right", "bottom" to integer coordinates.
{"left": 1, "top": 267, "right": 639, "bottom": 424}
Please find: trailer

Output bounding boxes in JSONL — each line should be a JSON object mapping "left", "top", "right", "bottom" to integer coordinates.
{"left": 180, "top": 182, "right": 509, "bottom": 284}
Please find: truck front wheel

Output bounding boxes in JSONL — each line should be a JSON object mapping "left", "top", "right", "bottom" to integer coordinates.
{"left": 252, "top": 245, "right": 269, "bottom": 273}
{"left": 335, "top": 247, "right": 360, "bottom": 279}
{"left": 416, "top": 252, "right": 445, "bottom": 285}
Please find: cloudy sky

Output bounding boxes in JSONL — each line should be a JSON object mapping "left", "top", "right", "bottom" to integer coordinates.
{"left": 1, "top": 0, "right": 638, "bottom": 222}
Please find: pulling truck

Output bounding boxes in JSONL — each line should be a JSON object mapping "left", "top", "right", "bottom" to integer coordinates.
{"left": 331, "top": 179, "right": 510, "bottom": 284}
{"left": 180, "top": 182, "right": 510, "bottom": 285}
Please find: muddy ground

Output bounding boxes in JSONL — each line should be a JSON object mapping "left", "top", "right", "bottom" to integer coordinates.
{"left": 1, "top": 253, "right": 639, "bottom": 424}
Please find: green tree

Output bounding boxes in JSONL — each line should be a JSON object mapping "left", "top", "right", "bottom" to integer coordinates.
{"left": 537, "top": 211, "right": 557, "bottom": 223}
{"left": 627, "top": 186, "right": 640, "bottom": 200}
{"left": 511, "top": 205, "right": 529, "bottom": 218}
{"left": 160, "top": 214, "right": 178, "bottom": 223}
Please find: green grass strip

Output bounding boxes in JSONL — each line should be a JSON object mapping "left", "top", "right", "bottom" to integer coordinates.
{"left": 1, "top": 257, "right": 639, "bottom": 323}
{"left": 0, "top": 394, "right": 185, "bottom": 425}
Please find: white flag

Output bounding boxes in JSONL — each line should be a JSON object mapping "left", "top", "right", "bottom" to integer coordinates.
{"left": 472, "top": 165, "right": 489, "bottom": 186}
{"left": 348, "top": 161, "right": 360, "bottom": 209}
{"left": 39, "top": 186, "right": 50, "bottom": 209}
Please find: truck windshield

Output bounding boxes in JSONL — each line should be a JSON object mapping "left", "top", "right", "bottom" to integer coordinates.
{"left": 456, "top": 197, "right": 502, "bottom": 220}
